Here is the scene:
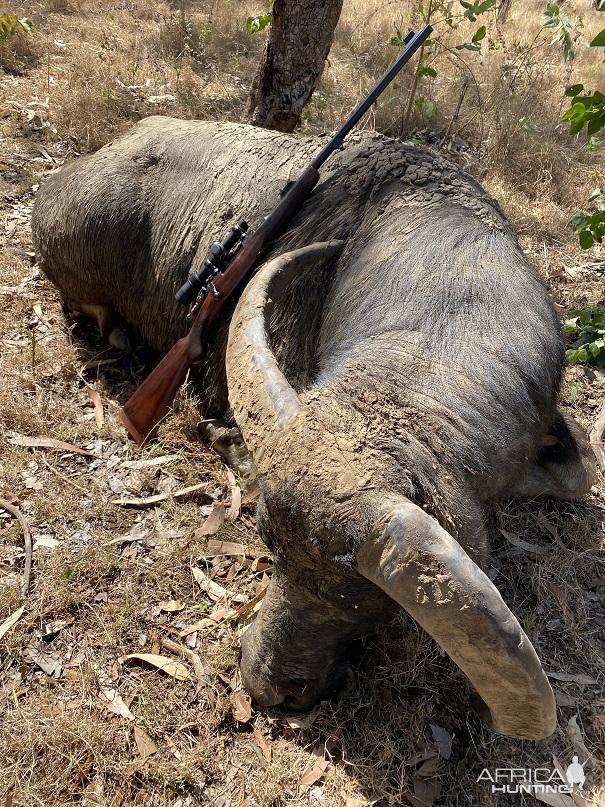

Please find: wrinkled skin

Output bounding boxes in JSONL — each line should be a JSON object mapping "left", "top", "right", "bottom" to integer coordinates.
{"left": 32, "top": 118, "right": 596, "bottom": 734}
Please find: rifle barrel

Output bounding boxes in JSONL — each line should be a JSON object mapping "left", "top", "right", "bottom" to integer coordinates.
{"left": 311, "top": 24, "right": 433, "bottom": 171}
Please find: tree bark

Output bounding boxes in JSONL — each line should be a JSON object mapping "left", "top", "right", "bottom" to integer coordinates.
{"left": 245, "top": 0, "right": 344, "bottom": 133}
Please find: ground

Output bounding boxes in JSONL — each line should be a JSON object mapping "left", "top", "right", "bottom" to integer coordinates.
{"left": 0, "top": 2, "right": 604, "bottom": 806}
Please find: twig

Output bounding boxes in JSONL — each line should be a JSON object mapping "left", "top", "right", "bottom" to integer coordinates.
{"left": 159, "top": 636, "right": 208, "bottom": 682}
{"left": 0, "top": 498, "right": 32, "bottom": 597}
{"left": 40, "top": 454, "right": 91, "bottom": 494}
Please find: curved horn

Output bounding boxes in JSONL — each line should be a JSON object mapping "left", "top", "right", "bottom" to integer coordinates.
{"left": 226, "top": 240, "right": 344, "bottom": 474}
{"left": 357, "top": 499, "right": 556, "bottom": 740}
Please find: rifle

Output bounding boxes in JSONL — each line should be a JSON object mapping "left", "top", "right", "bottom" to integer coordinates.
{"left": 119, "top": 24, "right": 433, "bottom": 445}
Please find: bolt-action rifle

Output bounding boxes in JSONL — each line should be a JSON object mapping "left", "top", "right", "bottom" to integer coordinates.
{"left": 119, "top": 25, "right": 432, "bottom": 445}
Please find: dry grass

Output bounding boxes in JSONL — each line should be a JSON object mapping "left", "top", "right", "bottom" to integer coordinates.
{"left": 1, "top": 1, "right": 605, "bottom": 805}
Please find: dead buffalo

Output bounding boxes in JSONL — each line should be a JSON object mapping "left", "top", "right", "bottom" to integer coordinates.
{"left": 31, "top": 116, "right": 596, "bottom": 740}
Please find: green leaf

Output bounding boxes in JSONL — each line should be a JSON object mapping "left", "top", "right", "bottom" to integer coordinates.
{"left": 562, "top": 30, "right": 575, "bottom": 62}
{"left": 246, "top": 11, "right": 272, "bottom": 33}
{"left": 475, "top": 0, "right": 497, "bottom": 13}
{"left": 390, "top": 29, "right": 406, "bottom": 47}
{"left": 589, "top": 188, "right": 603, "bottom": 202}
{"left": 579, "top": 229, "right": 595, "bottom": 249}
{"left": 565, "top": 83, "right": 584, "bottom": 97}
{"left": 424, "top": 100, "right": 438, "bottom": 118}
{"left": 589, "top": 29, "right": 605, "bottom": 47}
{"left": 472, "top": 25, "right": 487, "bottom": 43}
{"left": 418, "top": 64, "right": 438, "bottom": 78}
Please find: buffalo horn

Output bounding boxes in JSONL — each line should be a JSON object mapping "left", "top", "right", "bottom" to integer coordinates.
{"left": 357, "top": 499, "right": 556, "bottom": 739}
{"left": 225, "top": 241, "right": 344, "bottom": 473}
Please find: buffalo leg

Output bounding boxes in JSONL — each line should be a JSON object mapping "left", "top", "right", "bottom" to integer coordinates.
{"left": 198, "top": 419, "right": 256, "bottom": 480}
{"left": 62, "top": 298, "right": 132, "bottom": 354}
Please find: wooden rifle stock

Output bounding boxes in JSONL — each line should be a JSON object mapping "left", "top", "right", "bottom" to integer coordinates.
{"left": 118, "top": 24, "right": 432, "bottom": 444}
{"left": 119, "top": 166, "right": 320, "bottom": 444}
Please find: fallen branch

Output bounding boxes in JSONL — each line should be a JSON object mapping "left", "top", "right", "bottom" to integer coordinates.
{"left": 0, "top": 498, "right": 32, "bottom": 597}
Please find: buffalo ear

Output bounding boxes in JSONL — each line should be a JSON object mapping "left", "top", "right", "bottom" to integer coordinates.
{"left": 357, "top": 500, "right": 556, "bottom": 740}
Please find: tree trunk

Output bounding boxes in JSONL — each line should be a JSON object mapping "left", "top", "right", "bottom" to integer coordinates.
{"left": 245, "top": 0, "right": 344, "bottom": 133}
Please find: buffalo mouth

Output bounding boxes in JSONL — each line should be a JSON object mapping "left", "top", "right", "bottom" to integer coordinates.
{"left": 240, "top": 624, "right": 353, "bottom": 710}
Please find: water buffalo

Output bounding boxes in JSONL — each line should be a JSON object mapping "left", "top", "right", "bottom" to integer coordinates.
{"left": 32, "top": 116, "right": 596, "bottom": 740}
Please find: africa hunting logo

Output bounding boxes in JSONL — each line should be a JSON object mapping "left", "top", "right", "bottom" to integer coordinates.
{"left": 477, "top": 756, "right": 591, "bottom": 796}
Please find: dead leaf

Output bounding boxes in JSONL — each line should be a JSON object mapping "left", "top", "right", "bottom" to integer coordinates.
{"left": 165, "top": 733, "right": 183, "bottom": 761}
{"left": 567, "top": 715, "right": 594, "bottom": 769}
{"left": 121, "top": 455, "right": 179, "bottom": 470}
{"left": 412, "top": 776, "right": 442, "bottom": 805}
{"left": 242, "top": 486, "right": 261, "bottom": 505}
{"left": 205, "top": 539, "right": 246, "bottom": 557}
{"left": 253, "top": 726, "right": 272, "bottom": 762}
{"left": 112, "top": 482, "right": 210, "bottom": 507}
{"left": 535, "top": 512, "right": 565, "bottom": 548}
{"left": 86, "top": 386, "right": 104, "bottom": 427}
{"left": 231, "top": 691, "right": 252, "bottom": 723}
{"left": 545, "top": 583, "right": 574, "bottom": 622}
{"left": 429, "top": 723, "right": 452, "bottom": 760}
{"left": 98, "top": 687, "right": 135, "bottom": 721}
{"left": 33, "top": 535, "right": 59, "bottom": 550}
{"left": 119, "top": 653, "right": 190, "bottom": 681}
{"left": 545, "top": 671, "right": 600, "bottom": 686}
{"left": 554, "top": 689, "right": 576, "bottom": 707}
{"left": 82, "top": 778, "right": 104, "bottom": 807}
{"left": 0, "top": 605, "right": 25, "bottom": 640}
{"left": 191, "top": 566, "right": 236, "bottom": 602}
{"left": 416, "top": 755, "right": 441, "bottom": 777}
{"left": 345, "top": 799, "right": 371, "bottom": 807}
{"left": 43, "top": 699, "right": 84, "bottom": 715}
{"left": 284, "top": 704, "right": 322, "bottom": 729}
{"left": 8, "top": 434, "right": 98, "bottom": 457}
{"left": 177, "top": 607, "right": 236, "bottom": 637}
{"left": 193, "top": 506, "right": 226, "bottom": 538}
{"left": 158, "top": 599, "right": 184, "bottom": 613}
{"left": 405, "top": 749, "right": 438, "bottom": 766}
{"left": 24, "top": 477, "right": 43, "bottom": 491}
{"left": 501, "top": 529, "right": 548, "bottom": 555}
{"left": 226, "top": 469, "right": 241, "bottom": 522}
{"left": 299, "top": 755, "right": 329, "bottom": 788}
{"left": 229, "top": 585, "right": 268, "bottom": 619}
{"left": 32, "top": 303, "right": 51, "bottom": 329}
{"left": 24, "top": 644, "right": 63, "bottom": 678}
{"left": 134, "top": 725, "right": 157, "bottom": 760}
